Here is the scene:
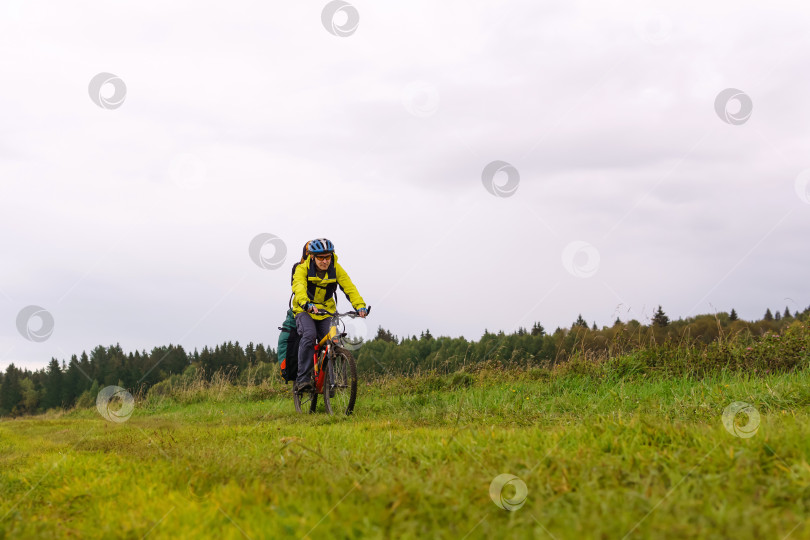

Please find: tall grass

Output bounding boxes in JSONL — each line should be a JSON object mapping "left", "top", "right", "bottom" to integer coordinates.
{"left": 90, "top": 321, "right": 805, "bottom": 418}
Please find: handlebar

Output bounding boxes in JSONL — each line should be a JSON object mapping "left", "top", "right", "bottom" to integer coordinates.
{"left": 315, "top": 306, "right": 372, "bottom": 318}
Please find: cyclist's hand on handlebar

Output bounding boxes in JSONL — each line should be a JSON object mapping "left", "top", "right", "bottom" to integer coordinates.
{"left": 306, "top": 303, "right": 321, "bottom": 314}
{"left": 357, "top": 307, "right": 368, "bottom": 318}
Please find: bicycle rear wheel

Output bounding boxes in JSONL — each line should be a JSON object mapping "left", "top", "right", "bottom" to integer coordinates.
{"left": 323, "top": 346, "right": 357, "bottom": 415}
{"left": 293, "top": 382, "right": 318, "bottom": 414}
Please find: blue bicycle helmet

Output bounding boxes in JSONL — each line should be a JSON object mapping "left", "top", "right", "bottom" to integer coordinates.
{"left": 308, "top": 238, "right": 334, "bottom": 254}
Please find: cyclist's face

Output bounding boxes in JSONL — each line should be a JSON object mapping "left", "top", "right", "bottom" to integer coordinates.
{"left": 314, "top": 254, "right": 332, "bottom": 270}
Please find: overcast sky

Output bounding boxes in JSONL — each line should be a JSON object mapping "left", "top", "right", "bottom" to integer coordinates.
{"left": 2, "top": 0, "right": 809, "bottom": 372}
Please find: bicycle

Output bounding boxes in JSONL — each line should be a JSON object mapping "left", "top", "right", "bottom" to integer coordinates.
{"left": 293, "top": 307, "right": 370, "bottom": 415}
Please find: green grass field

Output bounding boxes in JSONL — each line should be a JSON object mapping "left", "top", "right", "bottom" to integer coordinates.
{"left": 2, "top": 367, "right": 810, "bottom": 539}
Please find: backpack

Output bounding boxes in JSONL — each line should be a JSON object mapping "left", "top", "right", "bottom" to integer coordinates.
{"left": 278, "top": 308, "right": 299, "bottom": 383}
{"left": 278, "top": 243, "right": 311, "bottom": 383}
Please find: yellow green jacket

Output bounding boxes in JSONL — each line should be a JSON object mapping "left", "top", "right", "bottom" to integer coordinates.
{"left": 291, "top": 253, "right": 366, "bottom": 321}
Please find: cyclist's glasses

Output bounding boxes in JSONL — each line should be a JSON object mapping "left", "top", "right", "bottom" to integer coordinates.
{"left": 314, "top": 254, "right": 332, "bottom": 261}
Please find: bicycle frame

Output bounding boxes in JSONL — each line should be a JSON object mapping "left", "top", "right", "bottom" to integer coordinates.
{"left": 311, "top": 325, "right": 340, "bottom": 394}
{"left": 310, "top": 308, "right": 370, "bottom": 394}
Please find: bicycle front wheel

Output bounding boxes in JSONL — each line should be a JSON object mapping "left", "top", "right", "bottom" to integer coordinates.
{"left": 323, "top": 346, "right": 357, "bottom": 415}
{"left": 293, "top": 383, "right": 318, "bottom": 414}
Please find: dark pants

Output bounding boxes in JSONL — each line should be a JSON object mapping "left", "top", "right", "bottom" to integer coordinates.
{"left": 295, "top": 312, "right": 332, "bottom": 386}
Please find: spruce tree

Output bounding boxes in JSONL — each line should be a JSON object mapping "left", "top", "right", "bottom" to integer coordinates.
{"left": 79, "top": 352, "right": 92, "bottom": 392}
{"left": 764, "top": 308, "right": 773, "bottom": 321}
{"left": 255, "top": 344, "right": 268, "bottom": 364}
{"left": 729, "top": 308, "right": 738, "bottom": 322}
{"left": 375, "top": 327, "right": 397, "bottom": 343}
{"left": 652, "top": 305, "right": 670, "bottom": 327}
{"left": 43, "top": 359, "right": 63, "bottom": 410}
{"left": 775, "top": 311, "right": 781, "bottom": 321}
{"left": 784, "top": 307, "right": 792, "bottom": 319}
{"left": 62, "top": 356, "right": 82, "bottom": 408}
{"left": 573, "top": 314, "right": 588, "bottom": 328}
{"left": 0, "top": 365, "right": 23, "bottom": 415}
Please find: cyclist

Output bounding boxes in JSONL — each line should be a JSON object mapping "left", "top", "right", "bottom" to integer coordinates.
{"left": 292, "top": 238, "right": 367, "bottom": 393}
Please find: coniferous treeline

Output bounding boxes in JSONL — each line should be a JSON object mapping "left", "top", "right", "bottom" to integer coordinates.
{"left": 1, "top": 306, "right": 808, "bottom": 418}
{"left": 0, "top": 342, "right": 276, "bottom": 417}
